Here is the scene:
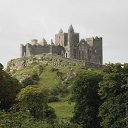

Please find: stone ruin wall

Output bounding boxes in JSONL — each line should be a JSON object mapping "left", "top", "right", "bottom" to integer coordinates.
{"left": 7, "top": 54, "right": 103, "bottom": 72}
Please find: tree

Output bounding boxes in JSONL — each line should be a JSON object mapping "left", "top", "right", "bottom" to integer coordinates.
{"left": 0, "top": 110, "right": 81, "bottom": 128}
{"left": 98, "top": 63, "right": 128, "bottom": 128}
{"left": 0, "top": 63, "right": 21, "bottom": 110}
{"left": 17, "top": 85, "right": 56, "bottom": 121}
{"left": 72, "top": 70, "right": 102, "bottom": 128}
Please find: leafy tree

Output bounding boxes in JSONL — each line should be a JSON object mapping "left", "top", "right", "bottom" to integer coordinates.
{"left": 72, "top": 70, "right": 102, "bottom": 128}
{"left": 0, "top": 63, "right": 21, "bottom": 110}
{"left": 98, "top": 63, "right": 128, "bottom": 128}
{"left": 17, "top": 86, "right": 56, "bottom": 121}
{"left": 0, "top": 110, "right": 81, "bottom": 128}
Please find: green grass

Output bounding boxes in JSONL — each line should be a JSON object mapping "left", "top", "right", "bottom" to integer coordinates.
{"left": 10, "top": 64, "right": 83, "bottom": 121}
{"left": 49, "top": 101, "right": 75, "bottom": 121}
{"left": 38, "top": 66, "right": 81, "bottom": 89}
{"left": 11, "top": 64, "right": 43, "bottom": 77}
{"left": 57, "top": 65, "right": 82, "bottom": 73}
{"left": 38, "top": 66, "right": 61, "bottom": 89}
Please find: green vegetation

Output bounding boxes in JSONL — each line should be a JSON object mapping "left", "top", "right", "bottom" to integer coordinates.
{"left": 38, "top": 66, "right": 62, "bottom": 89}
{"left": 0, "top": 62, "right": 127, "bottom": 128}
{"left": 17, "top": 86, "right": 56, "bottom": 121}
{"left": 8, "top": 64, "right": 83, "bottom": 122}
{"left": 0, "top": 63, "right": 21, "bottom": 110}
{"left": 49, "top": 101, "right": 75, "bottom": 120}
{"left": 98, "top": 64, "right": 128, "bottom": 128}
{"left": 71, "top": 70, "right": 102, "bottom": 128}
{"left": 0, "top": 110, "right": 80, "bottom": 128}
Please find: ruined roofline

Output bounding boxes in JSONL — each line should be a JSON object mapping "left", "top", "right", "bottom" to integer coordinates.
{"left": 20, "top": 25, "right": 103, "bottom": 65}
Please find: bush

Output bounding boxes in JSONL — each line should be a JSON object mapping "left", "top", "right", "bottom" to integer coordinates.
{"left": 0, "top": 63, "right": 22, "bottom": 110}
{"left": 0, "top": 110, "right": 48, "bottom": 128}
{"left": 48, "top": 96, "right": 60, "bottom": 103}
{"left": 0, "top": 110, "right": 81, "bottom": 128}
{"left": 21, "top": 74, "right": 39, "bottom": 87}
{"left": 17, "top": 86, "right": 56, "bottom": 121}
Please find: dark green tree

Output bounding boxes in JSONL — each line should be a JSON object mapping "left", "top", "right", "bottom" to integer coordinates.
{"left": 98, "top": 63, "right": 128, "bottom": 128}
{"left": 17, "top": 86, "right": 56, "bottom": 121}
{"left": 72, "top": 70, "right": 102, "bottom": 128}
{"left": 0, "top": 63, "right": 21, "bottom": 110}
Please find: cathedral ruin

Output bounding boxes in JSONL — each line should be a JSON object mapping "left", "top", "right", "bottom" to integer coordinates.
{"left": 20, "top": 25, "right": 103, "bottom": 64}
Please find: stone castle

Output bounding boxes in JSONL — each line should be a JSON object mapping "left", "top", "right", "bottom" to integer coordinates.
{"left": 20, "top": 25, "right": 103, "bottom": 64}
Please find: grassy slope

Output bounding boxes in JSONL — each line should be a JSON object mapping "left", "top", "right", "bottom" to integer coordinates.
{"left": 38, "top": 66, "right": 61, "bottom": 89}
{"left": 49, "top": 101, "right": 75, "bottom": 121}
{"left": 11, "top": 65, "right": 85, "bottom": 120}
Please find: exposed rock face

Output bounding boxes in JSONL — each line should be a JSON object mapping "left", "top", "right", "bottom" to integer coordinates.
{"left": 7, "top": 54, "right": 103, "bottom": 72}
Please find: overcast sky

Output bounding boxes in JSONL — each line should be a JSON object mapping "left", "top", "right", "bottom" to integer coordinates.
{"left": 0, "top": 0, "right": 128, "bottom": 67}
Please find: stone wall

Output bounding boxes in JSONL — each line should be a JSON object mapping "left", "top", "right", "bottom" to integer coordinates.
{"left": 7, "top": 54, "right": 103, "bottom": 72}
{"left": 20, "top": 25, "right": 103, "bottom": 65}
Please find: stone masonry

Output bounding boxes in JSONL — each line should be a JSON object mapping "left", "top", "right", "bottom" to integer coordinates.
{"left": 20, "top": 25, "right": 103, "bottom": 65}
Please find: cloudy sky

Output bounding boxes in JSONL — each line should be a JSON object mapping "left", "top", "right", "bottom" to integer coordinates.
{"left": 0, "top": 0, "right": 128, "bottom": 67}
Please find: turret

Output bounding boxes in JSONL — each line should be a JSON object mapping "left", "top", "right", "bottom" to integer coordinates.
{"left": 20, "top": 44, "right": 26, "bottom": 57}
{"left": 31, "top": 39, "right": 38, "bottom": 45}
{"left": 59, "top": 28, "right": 63, "bottom": 34}
{"left": 26, "top": 43, "right": 31, "bottom": 56}
{"left": 93, "top": 37, "right": 102, "bottom": 64}
{"left": 68, "top": 24, "right": 74, "bottom": 33}
{"left": 38, "top": 38, "right": 47, "bottom": 46}
{"left": 86, "top": 37, "right": 103, "bottom": 64}
{"left": 20, "top": 44, "right": 24, "bottom": 57}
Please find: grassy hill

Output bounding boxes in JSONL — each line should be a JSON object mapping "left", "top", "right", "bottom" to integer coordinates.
{"left": 9, "top": 63, "right": 86, "bottom": 120}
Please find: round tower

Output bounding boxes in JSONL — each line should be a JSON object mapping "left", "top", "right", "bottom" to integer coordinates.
{"left": 68, "top": 24, "right": 75, "bottom": 58}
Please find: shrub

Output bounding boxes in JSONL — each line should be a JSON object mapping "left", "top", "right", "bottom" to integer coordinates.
{"left": 0, "top": 63, "right": 22, "bottom": 110}
{"left": 48, "top": 95, "right": 60, "bottom": 103}
{"left": 17, "top": 86, "right": 56, "bottom": 121}
{"left": 21, "top": 74, "right": 39, "bottom": 87}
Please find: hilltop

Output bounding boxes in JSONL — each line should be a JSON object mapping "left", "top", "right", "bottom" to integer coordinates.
{"left": 7, "top": 54, "right": 90, "bottom": 120}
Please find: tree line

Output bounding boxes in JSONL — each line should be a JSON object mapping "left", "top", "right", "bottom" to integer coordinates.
{"left": 72, "top": 63, "right": 128, "bottom": 128}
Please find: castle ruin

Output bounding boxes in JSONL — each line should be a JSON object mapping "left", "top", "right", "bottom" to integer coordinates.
{"left": 20, "top": 25, "right": 103, "bottom": 65}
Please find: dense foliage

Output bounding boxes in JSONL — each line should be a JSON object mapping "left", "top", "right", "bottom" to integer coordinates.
{"left": 1, "top": 62, "right": 128, "bottom": 127}
{"left": 72, "top": 64, "right": 128, "bottom": 128}
{"left": 98, "top": 64, "right": 128, "bottom": 128}
{"left": 0, "top": 110, "right": 80, "bottom": 128}
{"left": 72, "top": 70, "right": 102, "bottom": 128}
{"left": 17, "top": 86, "right": 56, "bottom": 121}
{"left": 0, "top": 63, "right": 21, "bottom": 110}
